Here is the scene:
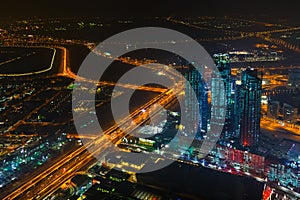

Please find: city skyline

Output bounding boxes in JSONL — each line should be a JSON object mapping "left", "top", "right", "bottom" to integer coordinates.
{"left": 0, "top": 5, "right": 300, "bottom": 200}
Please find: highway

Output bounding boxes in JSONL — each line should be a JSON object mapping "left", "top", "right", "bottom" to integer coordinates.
{"left": 3, "top": 83, "right": 181, "bottom": 199}
{"left": 261, "top": 116, "right": 300, "bottom": 137}
{"left": 43, "top": 88, "right": 179, "bottom": 199}
{"left": 0, "top": 37, "right": 179, "bottom": 199}
{"left": 56, "top": 46, "right": 167, "bottom": 93}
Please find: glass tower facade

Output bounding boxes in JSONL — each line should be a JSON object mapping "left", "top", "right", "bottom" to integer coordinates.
{"left": 213, "top": 53, "right": 233, "bottom": 139}
{"left": 185, "top": 68, "right": 208, "bottom": 139}
{"left": 239, "top": 68, "right": 262, "bottom": 148}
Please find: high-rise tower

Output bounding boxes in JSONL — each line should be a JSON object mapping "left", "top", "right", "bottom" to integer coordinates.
{"left": 213, "top": 53, "right": 233, "bottom": 138}
{"left": 239, "top": 68, "right": 262, "bottom": 148}
{"left": 185, "top": 68, "right": 208, "bottom": 139}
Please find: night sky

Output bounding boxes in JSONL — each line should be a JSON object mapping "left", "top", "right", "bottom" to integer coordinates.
{"left": 0, "top": 0, "right": 299, "bottom": 19}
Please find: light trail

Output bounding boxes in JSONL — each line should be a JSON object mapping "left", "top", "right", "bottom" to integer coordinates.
{"left": 4, "top": 87, "right": 179, "bottom": 199}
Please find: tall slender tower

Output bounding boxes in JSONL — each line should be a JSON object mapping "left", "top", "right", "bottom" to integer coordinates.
{"left": 232, "top": 80, "right": 242, "bottom": 138}
{"left": 185, "top": 68, "right": 208, "bottom": 139}
{"left": 239, "top": 68, "right": 262, "bottom": 148}
{"left": 211, "top": 72, "right": 226, "bottom": 132}
{"left": 213, "top": 53, "right": 233, "bottom": 138}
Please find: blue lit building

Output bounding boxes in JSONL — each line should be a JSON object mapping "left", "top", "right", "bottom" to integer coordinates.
{"left": 239, "top": 68, "right": 262, "bottom": 148}
{"left": 232, "top": 80, "right": 242, "bottom": 138}
{"left": 211, "top": 71, "right": 226, "bottom": 135}
{"left": 185, "top": 68, "right": 208, "bottom": 139}
{"left": 213, "top": 53, "right": 234, "bottom": 139}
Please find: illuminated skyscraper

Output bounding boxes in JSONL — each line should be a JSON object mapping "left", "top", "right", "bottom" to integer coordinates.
{"left": 239, "top": 68, "right": 262, "bottom": 148}
{"left": 185, "top": 68, "right": 208, "bottom": 139}
{"left": 211, "top": 71, "right": 226, "bottom": 137}
{"left": 232, "top": 80, "right": 242, "bottom": 137}
{"left": 213, "top": 53, "right": 233, "bottom": 138}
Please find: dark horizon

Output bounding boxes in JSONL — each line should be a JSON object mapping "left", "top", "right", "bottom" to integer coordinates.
{"left": 0, "top": 0, "right": 299, "bottom": 20}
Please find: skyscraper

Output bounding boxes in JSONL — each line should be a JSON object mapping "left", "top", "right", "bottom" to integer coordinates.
{"left": 233, "top": 80, "right": 242, "bottom": 138}
{"left": 213, "top": 53, "right": 233, "bottom": 138}
{"left": 185, "top": 68, "right": 208, "bottom": 139}
{"left": 239, "top": 68, "right": 262, "bottom": 148}
{"left": 211, "top": 71, "right": 226, "bottom": 138}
